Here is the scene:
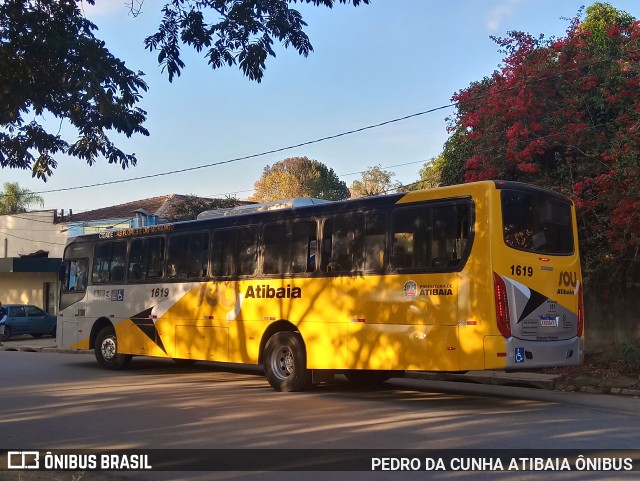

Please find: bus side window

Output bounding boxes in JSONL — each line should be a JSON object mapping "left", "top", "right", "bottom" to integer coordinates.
{"left": 128, "top": 238, "right": 147, "bottom": 281}
{"left": 212, "top": 229, "right": 234, "bottom": 278}
{"left": 392, "top": 209, "right": 417, "bottom": 269}
{"left": 308, "top": 239, "right": 317, "bottom": 271}
{"left": 392, "top": 203, "right": 471, "bottom": 271}
{"left": 237, "top": 227, "right": 258, "bottom": 276}
{"left": 147, "top": 237, "right": 165, "bottom": 279}
{"left": 212, "top": 227, "right": 257, "bottom": 278}
{"left": 92, "top": 242, "right": 111, "bottom": 283}
{"left": 63, "top": 259, "right": 88, "bottom": 291}
{"left": 75, "top": 260, "right": 88, "bottom": 290}
{"left": 188, "top": 232, "right": 209, "bottom": 278}
{"left": 431, "top": 207, "right": 458, "bottom": 268}
{"left": 263, "top": 222, "right": 288, "bottom": 275}
{"left": 167, "top": 234, "right": 189, "bottom": 279}
{"left": 321, "top": 215, "right": 364, "bottom": 274}
{"left": 364, "top": 213, "right": 385, "bottom": 272}
{"left": 110, "top": 241, "right": 127, "bottom": 283}
{"left": 92, "top": 240, "right": 127, "bottom": 284}
{"left": 392, "top": 207, "right": 432, "bottom": 270}
{"left": 291, "top": 220, "right": 317, "bottom": 274}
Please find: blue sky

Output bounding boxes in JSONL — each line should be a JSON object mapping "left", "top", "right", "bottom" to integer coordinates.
{"left": 4, "top": 0, "right": 640, "bottom": 212}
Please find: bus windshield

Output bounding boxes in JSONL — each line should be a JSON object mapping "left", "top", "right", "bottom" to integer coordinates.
{"left": 501, "top": 189, "right": 574, "bottom": 255}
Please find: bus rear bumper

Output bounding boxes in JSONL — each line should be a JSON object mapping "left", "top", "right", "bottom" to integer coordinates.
{"left": 505, "top": 336, "right": 584, "bottom": 369}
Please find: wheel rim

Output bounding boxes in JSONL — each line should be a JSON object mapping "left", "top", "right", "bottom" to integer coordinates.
{"left": 101, "top": 336, "right": 117, "bottom": 361}
{"left": 270, "top": 345, "right": 294, "bottom": 381}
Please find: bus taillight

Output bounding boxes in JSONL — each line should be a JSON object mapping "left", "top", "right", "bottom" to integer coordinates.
{"left": 577, "top": 283, "right": 584, "bottom": 338}
{"left": 494, "top": 273, "right": 511, "bottom": 338}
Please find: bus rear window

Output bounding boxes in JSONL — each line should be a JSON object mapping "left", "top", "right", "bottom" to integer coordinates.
{"left": 501, "top": 190, "right": 574, "bottom": 255}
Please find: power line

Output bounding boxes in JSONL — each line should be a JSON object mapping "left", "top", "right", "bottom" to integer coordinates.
{"left": 29, "top": 106, "right": 454, "bottom": 196}
{"left": 0, "top": 229, "right": 66, "bottom": 246}
{"left": 3, "top": 42, "right": 638, "bottom": 203}
{"left": 339, "top": 159, "right": 427, "bottom": 177}
{"left": 203, "top": 159, "right": 430, "bottom": 199}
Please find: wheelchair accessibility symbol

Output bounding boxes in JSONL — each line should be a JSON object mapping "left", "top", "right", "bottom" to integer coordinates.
{"left": 515, "top": 347, "right": 525, "bottom": 363}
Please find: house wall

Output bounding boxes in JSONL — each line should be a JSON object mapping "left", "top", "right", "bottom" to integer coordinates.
{"left": 0, "top": 211, "right": 66, "bottom": 258}
{"left": 0, "top": 211, "right": 67, "bottom": 313}
{"left": 0, "top": 272, "right": 58, "bottom": 309}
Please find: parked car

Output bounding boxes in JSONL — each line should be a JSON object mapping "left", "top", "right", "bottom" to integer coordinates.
{"left": 0, "top": 304, "right": 57, "bottom": 341}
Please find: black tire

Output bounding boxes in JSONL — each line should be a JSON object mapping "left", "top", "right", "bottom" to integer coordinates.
{"left": 345, "top": 370, "right": 399, "bottom": 386}
{"left": 95, "top": 326, "right": 132, "bottom": 370}
{"left": 1, "top": 326, "right": 11, "bottom": 342}
{"left": 264, "top": 331, "right": 311, "bottom": 392}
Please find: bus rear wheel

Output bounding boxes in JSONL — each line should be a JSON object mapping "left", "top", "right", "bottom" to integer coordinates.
{"left": 95, "top": 326, "right": 132, "bottom": 370}
{"left": 264, "top": 331, "right": 311, "bottom": 392}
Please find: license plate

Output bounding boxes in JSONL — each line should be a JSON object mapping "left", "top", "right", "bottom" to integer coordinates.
{"left": 539, "top": 316, "right": 559, "bottom": 327}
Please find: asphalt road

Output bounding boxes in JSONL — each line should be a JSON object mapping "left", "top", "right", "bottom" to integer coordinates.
{"left": 1, "top": 343, "right": 640, "bottom": 481}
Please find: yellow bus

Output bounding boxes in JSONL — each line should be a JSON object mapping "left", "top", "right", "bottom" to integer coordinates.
{"left": 58, "top": 180, "right": 584, "bottom": 391}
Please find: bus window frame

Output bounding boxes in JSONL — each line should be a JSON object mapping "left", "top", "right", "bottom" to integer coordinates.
{"left": 60, "top": 257, "right": 90, "bottom": 293}
{"left": 127, "top": 235, "right": 167, "bottom": 283}
{"left": 260, "top": 218, "right": 319, "bottom": 279}
{"left": 500, "top": 189, "right": 575, "bottom": 257}
{"left": 166, "top": 229, "right": 210, "bottom": 281}
{"left": 91, "top": 239, "right": 128, "bottom": 285}
{"left": 319, "top": 210, "right": 389, "bottom": 277}
{"left": 390, "top": 198, "right": 475, "bottom": 275}
{"left": 211, "top": 225, "right": 259, "bottom": 280}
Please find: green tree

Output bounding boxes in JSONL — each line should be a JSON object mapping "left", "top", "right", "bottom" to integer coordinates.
{"left": 251, "top": 156, "right": 349, "bottom": 202}
{"left": 409, "top": 155, "right": 444, "bottom": 191}
{"left": 146, "top": 0, "right": 370, "bottom": 83}
{"left": 0, "top": 182, "right": 44, "bottom": 214}
{"left": 1, "top": 0, "right": 369, "bottom": 179}
{"left": 1, "top": 0, "right": 148, "bottom": 180}
{"left": 580, "top": 2, "right": 634, "bottom": 47}
{"left": 349, "top": 165, "right": 400, "bottom": 198}
{"left": 166, "top": 195, "right": 241, "bottom": 222}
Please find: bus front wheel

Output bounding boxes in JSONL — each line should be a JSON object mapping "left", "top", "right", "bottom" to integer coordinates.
{"left": 264, "top": 331, "right": 311, "bottom": 392}
{"left": 95, "top": 326, "right": 132, "bottom": 370}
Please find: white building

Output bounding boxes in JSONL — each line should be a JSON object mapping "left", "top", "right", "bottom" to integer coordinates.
{"left": 0, "top": 194, "right": 228, "bottom": 313}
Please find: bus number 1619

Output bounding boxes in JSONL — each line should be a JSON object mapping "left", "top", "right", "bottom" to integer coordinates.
{"left": 510, "top": 265, "right": 533, "bottom": 277}
{"left": 151, "top": 288, "right": 170, "bottom": 298}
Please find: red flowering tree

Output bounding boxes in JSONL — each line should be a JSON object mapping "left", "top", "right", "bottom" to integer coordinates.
{"left": 444, "top": 3, "right": 640, "bottom": 289}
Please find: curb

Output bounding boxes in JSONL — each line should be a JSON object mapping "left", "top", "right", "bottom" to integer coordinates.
{"left": 4, "top": 346, "right": 640, "bottom": 397}
{"left": 0, "top": 345, "right": 88, "bottom": 354}
{"left": 404, "top": 371, "right": 640, "bottom": 396}
{"left": 406, "top": 370, "right": 558, "bottom": 390}
{"left": 554, "top": 382, "right": 640, "bottom": 396}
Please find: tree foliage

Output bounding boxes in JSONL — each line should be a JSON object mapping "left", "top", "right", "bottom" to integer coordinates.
{"left": 1, "top": 0, "right": 369, "bottom": 179}
{"left": 0, "top": 0, "right": 149, "bottom": 180}
{"left": 0, "top": 182, "right": 44, "bottom": 214}
{"left": 349, "top": 165, "right": 400, "bottom": 198}
{"left": 251, "top": 156, "right": 349, "bottom": 202}
{"left": 165, "top": 195, "right": 241, "bottom": 221}
{"left": 409, "top": 155, "right": 445, "bottom": 191}
{"left": 443, "top": 3, "right": 640, "bottom": 287}
{"left": 146, "top": 0, "right": 370, "bottom": 82}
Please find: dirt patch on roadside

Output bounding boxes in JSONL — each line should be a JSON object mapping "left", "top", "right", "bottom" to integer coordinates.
{"left": 543, "top": 354, "right": 640, "bottom": 394}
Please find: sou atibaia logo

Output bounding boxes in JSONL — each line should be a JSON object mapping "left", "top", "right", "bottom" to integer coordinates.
{"left": 403, "top": 280, "right": 418, "bottom": 300}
